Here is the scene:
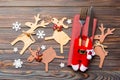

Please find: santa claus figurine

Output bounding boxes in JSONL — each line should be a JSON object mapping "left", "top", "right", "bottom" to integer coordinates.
{"left": 71, "top": 35, "right": 95, "bottom": 72}
{"left": 68, "top": 7, "right": 97, "bottom": 72}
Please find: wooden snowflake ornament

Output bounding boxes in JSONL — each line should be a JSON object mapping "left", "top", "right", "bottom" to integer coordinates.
{"left": 66, "top": 19, "right": 72, "bottom": 24}
{"left": 45, "top": 17, "right": 71, "bottom": 53}
{"left": 13, "top": 47, "right": 18, "bottom": 53}
{"left": 27, "top": 47, "right": 64, "bottom": 72}
{"left": 36, "top": 30, "right": 46, "bottom": 39}
{"left": 41, "top": 45, "right": 46, "bottom": 50}
{"left": 13, "top": 59, "right": 23, "bottom": 68}
{"left": 60, "top": 62, "right": 65, "bottom": 68}
{"left": 12, "top": 21, "right": 21, "bottom": 31}
{"left": 11, "top": 14, "right": 50, "bottom": 55}
{"left": 94, "top": 24, "right": 115, "bottom": 68}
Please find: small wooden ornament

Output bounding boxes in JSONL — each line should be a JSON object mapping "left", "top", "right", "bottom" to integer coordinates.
{"left": 27, "top": 47, "right": 42, "bottom": 62}
{"left": 25, "top": 14, "right": 50, "bottom": 33}
{"left": 67, "top": 14, "right": 97, "bottom": 65}
{"left": 94, "top": 24, "right": 115, "bottom": 68}
{"left": 27, "top": 47, "right": 64, "bottom": 72}
{"left": 11, "top": 32, "right": 35, "bottom": 55}
{"left": 94, "top": 24, "right": 115, "bottom": 43}
{"left": 11, "top": 14, "right": 50, "bottom": 55}
{"left": 94, "top": 40, "right": 108, "bottom": 68}
{"left": 45, "top": 17, "right": 71, "bottom": 53}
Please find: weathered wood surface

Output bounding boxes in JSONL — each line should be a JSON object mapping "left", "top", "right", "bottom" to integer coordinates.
{"left": 0, "top": 0, "right": 119, "bottom": 7}
{"left": 0, "top": 0, "right": 119, "bottom": 80}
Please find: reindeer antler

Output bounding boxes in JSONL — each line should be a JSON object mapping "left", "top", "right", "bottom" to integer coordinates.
{"left": 94, "top": 24, "right": 115, "bottom": 43}
{"left": 25, "top": 14, "right": 50, "bottom": 33}
{"left": 38, "top": 20, "right": 50, "bottom": 27}
{"left": 59, "top": 17, "right": 68, "bottom": 28}
{"left": 34, "top": 14, "right": 41, "bottom": 25}
{"left": 60, "top": 17, "right": 67, "bottom": 22}
{"left": 99, "top": 24, "right": 106, "bottom": 35}
{"left": 29, "top": 47, "right": 33, "bottom": 53}
{"left": 105, "top": 28, "right": 115, "bottom": 37}
{"left": 37, "top": 47, "right": 40, "bottom": 52}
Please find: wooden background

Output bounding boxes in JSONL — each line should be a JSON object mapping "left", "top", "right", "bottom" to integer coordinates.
{"left": 0, "top": 0, "right": 119, "bottom": 80}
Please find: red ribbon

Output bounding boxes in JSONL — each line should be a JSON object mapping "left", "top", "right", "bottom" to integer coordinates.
{"left": 35, "top": 50, "right": 43, "bottom": 62}
{"left": 53, "top": 24, "right": 63, "bottom": 31}
{"left": 88, "top": 51, "right": 92, "bottom": 55}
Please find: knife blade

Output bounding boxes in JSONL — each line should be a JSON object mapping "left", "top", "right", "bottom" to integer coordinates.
{"left": 88, "top": 6, "right": 94, "bottom": 37}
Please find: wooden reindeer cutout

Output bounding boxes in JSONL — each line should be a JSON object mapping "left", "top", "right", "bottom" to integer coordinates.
{"left": 11, "top": 32, "right": 35, "bottom": 55}
{"left": 27, "top": 47, "right": 64, "bottom": 72}
{"left": 11, "top": 14, "right": 50, "bottom": 55}
{"left": 45, "top": 17, "right": 71, "bottom": 53}
{"left": 27, "top": 47, "right": 42, "bottom": 62}
{"left": 94, "top": 24, "right": 115, "bottom": 68}
{"left": 25, "top": 14, "right": 50, "bottom": 33}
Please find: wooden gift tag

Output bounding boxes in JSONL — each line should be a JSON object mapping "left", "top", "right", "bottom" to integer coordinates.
{"left": 11, "top": 14, "right": 50, "bottom": 55}
{"left": 94, "top": 24, "right": 115, "bottom": 68}
{"left": 45, "top": 17, "right": 71, "bottom": 53}
{"left": 27, "top": 47, "right": 64, "bottom": 72}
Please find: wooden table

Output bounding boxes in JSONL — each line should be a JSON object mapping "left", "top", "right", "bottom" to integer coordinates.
{"left": 0, "top": 0, "right": 119, "bottom": 80}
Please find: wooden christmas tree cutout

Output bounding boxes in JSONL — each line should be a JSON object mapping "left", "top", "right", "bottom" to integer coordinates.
{"left": 94, "top": 24, "right": 115, "bottom": 68}
{"left": 27, "top": 47, "right": 64, "bottom": 72}
{"left": 11, "top": 14, "right": 50, "bottom": 55}
{"left": 45, "top": 17, "right": 71, "bottom": 53}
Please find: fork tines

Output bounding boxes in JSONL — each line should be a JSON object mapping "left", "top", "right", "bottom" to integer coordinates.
{"left": 80, "top": 8, "right": 88, "bottom": 21}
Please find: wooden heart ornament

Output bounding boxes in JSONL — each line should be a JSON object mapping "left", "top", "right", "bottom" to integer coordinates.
{"left": 27, "top": 47, "right": 64, "bottom": 72}
{"left": 45, "top": 17, "right": 71, "bottom": 53}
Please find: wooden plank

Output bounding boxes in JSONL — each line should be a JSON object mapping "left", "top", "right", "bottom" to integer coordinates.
{"left": 0, "top": 27, "right": 119, "bottom": 49}
{"left": 0, "top": 0, "right": 119, "bottom": 7}
{"left": 0, "top": 7, "right": 119, "bottom": 28}
{"left": 0, "top": 70, "right": 119, "bottom": 80}
{"left": 0, "top": 48, "right": 120, "bottom": 57}
{"left": 0, "top": 70, "right": 120, "bottom": 80}
{"left": 0, "top": 48, "right": 120, "bottom": 68}
{"left": 0, "top": 0, "right": 119, "bottom": 79}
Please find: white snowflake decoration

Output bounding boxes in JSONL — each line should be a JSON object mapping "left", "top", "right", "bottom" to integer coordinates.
{"left": 36, "top": 30, "right": 45, "bottom": 39}
{"left": 13, "top": 47, "right": 18, "bottom": 53}
{"left": 59, "top": 62, "right": 65, "bottom": 68}
{"left": 66, "top": 19, "right": 72, "bottom": 24}
{"left": 12, "top": 22, "right": 21, "bottom": 31}
{"left": 41, "top": 45, "right": 46, "bottom": 50}
{"left": 13, "top": 59, "right": 23, "bottom": 68}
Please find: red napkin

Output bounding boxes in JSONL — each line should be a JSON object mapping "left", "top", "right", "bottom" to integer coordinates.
{"left": 68, "top": 14, "right": 97, "bottom": 66}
